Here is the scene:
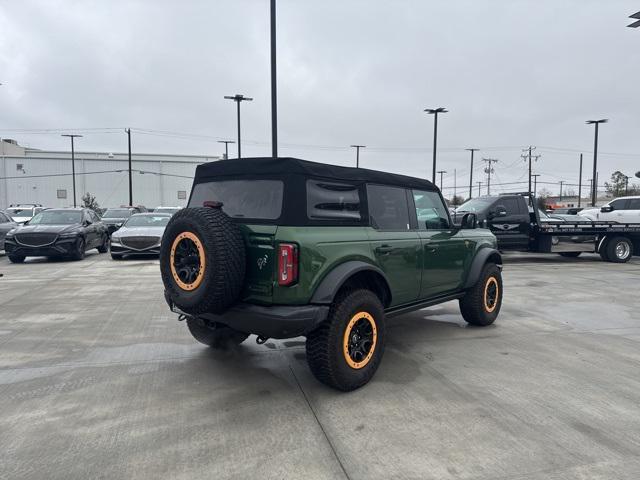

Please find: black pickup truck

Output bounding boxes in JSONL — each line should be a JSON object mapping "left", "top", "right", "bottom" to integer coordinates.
{"left": 453, "top": 193, "right": 640, "bottom": 263}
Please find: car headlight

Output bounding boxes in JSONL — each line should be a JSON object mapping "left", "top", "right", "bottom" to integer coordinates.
{"left": 111, "top": 236, "right": 121, "bottom": 244}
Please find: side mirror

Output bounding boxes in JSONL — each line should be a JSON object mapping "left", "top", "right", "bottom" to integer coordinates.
{"left": 461, "top": 213, "right": 478, "bottom": 229}
{"left": 600, "top": 205, "right": 613, "bottom": 213}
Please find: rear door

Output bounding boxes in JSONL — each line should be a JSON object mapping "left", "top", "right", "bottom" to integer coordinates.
{"left": 366, "top": 184, "right": 421, "bottom": 306}
{"left": 412, "top": 190, "right": 469, "bottom": 298}
{"left": 487, "top": 197, "right": 530, "bottom": 249}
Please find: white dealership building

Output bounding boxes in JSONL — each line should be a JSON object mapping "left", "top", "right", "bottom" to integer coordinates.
{"left": 0, "top": 139, "right": 219, "bottom": 210}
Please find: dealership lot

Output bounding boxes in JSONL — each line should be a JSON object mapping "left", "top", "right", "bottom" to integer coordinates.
{"left": 1, "top": 252, "right": 640, "bottom": 479}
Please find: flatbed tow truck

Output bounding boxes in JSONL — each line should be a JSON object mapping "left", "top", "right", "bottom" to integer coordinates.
{"left": 453, "top": 193, "right": 640, "bottom": 263}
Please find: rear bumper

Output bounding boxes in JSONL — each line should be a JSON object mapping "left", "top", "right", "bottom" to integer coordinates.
{"left": 165, "top": 293, "right": 329, "bottom": 339}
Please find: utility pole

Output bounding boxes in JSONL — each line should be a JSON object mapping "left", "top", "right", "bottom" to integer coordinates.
{"left": 477, "top": 181, "right": 482, "bottom": 197}
{"left": 424, "top": 107, "right": 448, "bottom": 183}
{"left": 61, "top": 134, "right": 82, "bottom": 207}
{"left": 350, "top": 145, "right": 365, "bottom": 168}
{"left": 559, "top": 181, "right": 565, "bottom": 203}
{"left": 531, "top": 174, "right": 541, "bottom": 198}
{"left": 453, "top": 168, "right": 457, "bottom": 202}
{"left": 578, "top": 153, "right": 583, "bottom": 208}
{"left": 270, "top": 0, "right": 278, "bottom": 158}
{"left": 586, "top": 119, "right": 608, "bottom": 207}
{"left": 521, "top": 146, "right": 541, "bottom": 198}
{"left": 624, "top": 175, "right": 630, "bottom": 195}
{"left": 217, "top": 140, "right": 235, "bottom": 159}
{"left": 125, "top": 128, "right": 133, "bottom": 206}
{"left": 466, "top": 148, "right": 478, "bottom": 200}
{"left": 482, "top": 158, "right": 498, "bottom": 195}
{"left": 224, "top": 94, "right": 253, "bottom": 159}
{"left": 437, "top": 170, "right": 447, "bottom": 190}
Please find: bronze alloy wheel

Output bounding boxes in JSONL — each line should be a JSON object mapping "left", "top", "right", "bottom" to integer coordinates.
{"left": 343, "top": 311, "right": 378, "bottom": 369}
{"left": 170, "top": 232, "right": 206, "bottom": 291}
{"left": 483, "top": 276, "right": 499, "bottom": 313}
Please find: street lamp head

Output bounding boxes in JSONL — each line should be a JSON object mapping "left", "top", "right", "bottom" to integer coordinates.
{"left": 225, "top": 94, "right": 253, "bottom": 102}
{"left": 586, "top": 119, "right": 608, "bottom": 124}
{"left": 217, "top": 140, "right": 235, "bottom": 144}
{"left": 350, "top": 145, "right": 366, "bottom": 148}
{"left": 61, "top": 134, "right": 83, "bottom": 138}
{"left": 425, "top": 107, "right": 448, "bottom": 114}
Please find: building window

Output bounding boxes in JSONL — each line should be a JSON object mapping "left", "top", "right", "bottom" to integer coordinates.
{"left": 57, "top": 189, "right": 67, "bottom": 199}
{"left": 177, "top": 190, "right": 187, "bottom": 200}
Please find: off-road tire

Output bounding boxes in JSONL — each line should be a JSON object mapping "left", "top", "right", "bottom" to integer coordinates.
{"left": 70, "top": 237, "right": 86, "bottom": 261}
{"left": 186, "top": 317, "right": 249, "bottom": 349}
{"left": 559, "top": 252, "right": 581, "bottom": 258}
{"left": 459, "top": 263, "right": 502, "bottom": 326}
{"left": 160, "top": 207, "right": 246, "bottom": 315}
{"left": 8, "top": 254, "right": 25, "bottom": 263}
{"left": 605, "top": 236, "right": 633, "bottom": 263}
{"left": 306, "top": 289, "right": 386, "bottom": 391}
{"left": 111, "top": 253, "right": 123, "bottom": 260}
{"left": 97, "top": 235, "right": 109, "bottom": 253}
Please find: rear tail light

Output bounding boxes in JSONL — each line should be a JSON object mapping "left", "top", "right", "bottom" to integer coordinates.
{"left": 278, "top": 243, "right": 299, "bottom": 286}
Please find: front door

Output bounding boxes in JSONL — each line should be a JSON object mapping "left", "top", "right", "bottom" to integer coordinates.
{"left": 366, "top": 185, "right": 421, "bottom": 306}
{"left": 412, "top": 190, "right": 469, "bottom": 297}
{"left": 487, "top": 197, "right": 530, "bottom": 249}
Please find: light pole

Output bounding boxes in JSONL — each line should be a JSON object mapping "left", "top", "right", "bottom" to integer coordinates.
{"left": 437, "top": 170, "right": 447, "bottom": 190}
{"left": 270, "top": 0, "right": 278, "bottom": 158}
{"left": 477, "top": 181, "right": 482, "bottom": 197}
{"left": 559, "top": 181, "right": 565, "bottom": 203}
{"left": 350, "top": 145, "right": 365, "bottom": 168}
{"left": 61, "top": 134, "right": 82, "bottom": 207}
{"left": 586, "top": 119, "right": 607, "bottom": 207}
{"left": 217, "top": 140, "right": 235, "bottom": 160}
{"left": 425, "top": 107, "right": 448, "bottom": 183}
{"left": 466, "top": 148, "right": 478, "bottom": 199}
{"left": 224, "top": 94, "right": 253, "bottom": 159}
{"left": 125, "top": 128, "right": 133, "bottom": 206}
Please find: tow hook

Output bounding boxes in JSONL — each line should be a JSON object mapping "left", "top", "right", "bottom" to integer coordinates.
{"left": 256, "top": 336, "right": 269, "bottom": 345}
{"left": 177, "top": 314, "right": 188, "bottom": 322}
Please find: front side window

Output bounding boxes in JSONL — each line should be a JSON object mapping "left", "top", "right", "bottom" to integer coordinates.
{"left": 306, "top": 180, "right": 361, "bottom": 221}
{"left": 189, "top": 180, "right": 284, "bottom": 220}
{"left": 456, "top": 197, "right": 493, "bottom": 213}
{"left": 498, "top": 198, "right": 522, "bottom": 215}
{"left": 609, "top": 199, "right": 628, "bottom": 210}
{"left": 413, "top": 190, "right": 450, "bottom": 230}
{"left": 367, "top": 185, "right": 410, "bottom": 230}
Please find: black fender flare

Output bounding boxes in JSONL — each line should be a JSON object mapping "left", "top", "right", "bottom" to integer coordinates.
{"left": 462, "top": 248, "right": 502, "bottom": 289}
{"left": 310, "top": 261, "right": 391, "bottom": 305}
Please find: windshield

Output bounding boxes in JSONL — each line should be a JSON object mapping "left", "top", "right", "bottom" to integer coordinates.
{"left": 103, "top": 209, "right": 132, "bottom": 218}
{"left": 189, "top": 180, "right": 284, "bottom": 220}
{"left": 155, "top": 207, "right": 180, "bottom": 214}
{"left": 125, "top": 215, "right": 171, "bottom": 227}
{"left": 456, "top": 198, "right": 493, "bottom": 213}
{"left": 29, "top": 210, "right": 82, "bottom": 225}
{"left": 7, "top": 208, "right": 34, "bottom": 217}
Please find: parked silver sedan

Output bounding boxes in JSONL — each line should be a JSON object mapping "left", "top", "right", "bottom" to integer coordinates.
{"left": 0, "top": 210, "right": 19, "bottom": 251}
{"left": 109, "top": 213, "right": 171, "bottom": 259}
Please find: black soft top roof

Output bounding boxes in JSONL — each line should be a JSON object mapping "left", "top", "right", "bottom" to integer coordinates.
{"left": 194, "top": 157, "right": 437, "bottom": 191}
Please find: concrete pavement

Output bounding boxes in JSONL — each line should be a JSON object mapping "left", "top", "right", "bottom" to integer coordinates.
{"left": 1, "top": 251, "right": 640, "bottom": 479}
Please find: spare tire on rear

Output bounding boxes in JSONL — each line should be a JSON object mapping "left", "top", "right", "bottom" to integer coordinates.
{"left": 160, "top": 207, "right": 246, "bottom": 315}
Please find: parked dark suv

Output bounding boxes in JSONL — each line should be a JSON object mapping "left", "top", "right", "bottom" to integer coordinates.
{"left": 4, "top": 208, "right": 109, "bottom": 262}
{"left": 160, "top": 158, "right": 503, "bottom": 391}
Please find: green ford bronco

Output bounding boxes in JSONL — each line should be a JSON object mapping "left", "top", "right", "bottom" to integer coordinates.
{"left": 160, "top": 158, "right": 503, "bottom": 391}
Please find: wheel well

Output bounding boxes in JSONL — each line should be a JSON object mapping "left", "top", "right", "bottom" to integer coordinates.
{"left": 487, "top": 252, "right": 502, "bottom": 267}
{"left": 338, "top": 270, "right": 391, "bottom": 307}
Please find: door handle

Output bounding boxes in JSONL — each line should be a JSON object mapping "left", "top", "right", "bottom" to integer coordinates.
{"left": 375, "top": 245, "right": 393, "bottom": 255}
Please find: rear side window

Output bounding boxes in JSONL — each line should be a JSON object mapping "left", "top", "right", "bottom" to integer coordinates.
{"left": 189, "top": 180, "right": 284, "bottom": 220}
{"left": 498, "top": 197, "right": 524, "bottom": 214}
{"left": 625, "top": 199, "right": 640, "bottom": 210}
{"left": 306, "top": 180, "right": 361, "bottom": 221}
{"left": 367, "top": 185, "right": 410, "bottom": 230}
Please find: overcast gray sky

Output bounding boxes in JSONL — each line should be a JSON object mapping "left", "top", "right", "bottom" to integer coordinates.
{"left": 1, "top": 0, "right": 639, "bottom": 196}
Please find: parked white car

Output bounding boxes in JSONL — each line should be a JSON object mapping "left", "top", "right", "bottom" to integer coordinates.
{"left": 5, "top": 204, "right": 45, "bottom": 224}
{"left": 579, "top": 196, "right": 640, "bottom": 223}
